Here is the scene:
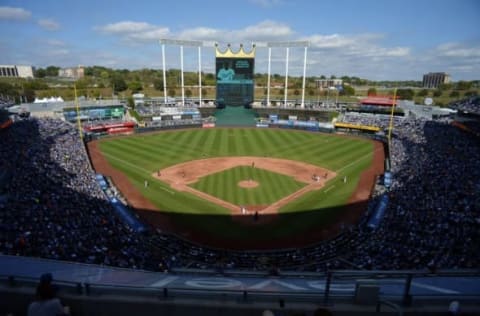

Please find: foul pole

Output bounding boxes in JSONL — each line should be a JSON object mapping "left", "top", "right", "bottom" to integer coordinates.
{"left": 74, "top": 84, "right": 83, "bottom": 141}
{"left": 387, "top": 88, "right": 397, "bottom": 151}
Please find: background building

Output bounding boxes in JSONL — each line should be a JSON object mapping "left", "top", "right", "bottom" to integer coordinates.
{"left": 422, "top": 72, "right": 451, "bottom": 88}
{"left": 58, "top": 65, "right": 85, "bottom": 79}
{"left": 0, "top": 65, "right": 34, "bottom": 78}
{"left": 316, "top": 79, "right": 343, "bottom": 89}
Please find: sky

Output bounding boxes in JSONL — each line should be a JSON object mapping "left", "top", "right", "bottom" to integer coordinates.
{"left": 0, "top": 0, "right": 479, "bottom": 81}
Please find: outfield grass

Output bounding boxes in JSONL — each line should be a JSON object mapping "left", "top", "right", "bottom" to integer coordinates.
{"left": 98, "top": 128, "right": 375, "bottom": 241}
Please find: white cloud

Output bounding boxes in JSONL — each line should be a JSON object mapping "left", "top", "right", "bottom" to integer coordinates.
{"left": 240, "top": 20, "right": 294, "bottom": 40}
{"left": 436, "top": 42, "right": 480, "bottom": 58}
{"left": 178, "top": 27, "right": 224, "bottom": 41}
{"left": 97, "top": 21, "right": 154, "bottom": 34}
{"left": 96, "top": 20, "right": 170, "bottom": 43}
{"left": 249, "top": 0, "right": 284, "bottom": 8}
{"left": 178, "top": 20, "right": 294, "bottom": 43}
{"left": 411, "top": 42, "right": 480, "bottom": 80}
{"left": 46, "top": 39, "right": 66, "bottom": 47}
{"left": 46, "top": 48, "right": 69, "bottom": 56}
{"left": 306, "top": 34, "right": 358, "bottom": 49}
{"left": 381, "top": 47, "right": 410, "bottom": 57}
{"left": 38, "top": 19, "right": 60, "bottom": 31}
{"left": 0, "top": 6, "right": 31, "bottom": 20}
{"left": 127, "top": 27, "right": 170, "bottom": 41}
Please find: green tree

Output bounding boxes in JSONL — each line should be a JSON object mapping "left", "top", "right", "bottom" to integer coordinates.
{"left": 464, "top": 90, "right": 478, "bottom": 97}
{"left": 45, "top": 66, "right": 60, "bottom": 77}
{"left": 128, "top": 81, "right": 143, "bottom": 93}
{"left": 35, "top": 68, "right": 46, "bottom": 78}
{"left": 168, "top": 89, "right": 176, "bottom": 97}
{"left": 153, "top": 78, "right": 164, "bottom": 90}
{"left": 127, "top": 96, "right": 135, "bottom": 109}
{"left": 75, "top": 78, "right": 92, "bottom": 90}
{"left": 100, "top": 71, "right": 110, "bottom": 80}
{"left": 439, "top": 83, "right": 452, "bottom": 90}
{"left": 294, "top": 89, "right": 300, "bottom": 96}
{"left": 111, "top": 76, "right": 127, "bottom": 92}
{"left": 456, "top": 81, "right": 472, "bottom": 90}
{"left": 367, "top": 87, "right": 377, "bottom": 96}
{"left": 433, "top": 90, "right": 442, "bottom": 97}
{"left": 185, "top": 89, "right": 192, "bottom": 98}
{"left": 449, "top": 91, "right": 460, "bottom": 98}
{"left": 396, "top": 88, "right": 414, "bottom": 100}
{"left": 24, "top": 80, "right": 49, "bottom": 90}
{"left": 417, "top": 89, "right": 429, "bottom": 97}
{"left": 308, "top": 89, "right": 315, "bottom": 96}
{"left": 341, "top": 85, "right": 355, "bottom": 96}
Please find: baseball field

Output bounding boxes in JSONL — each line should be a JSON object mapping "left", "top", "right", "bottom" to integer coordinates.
{"left": 88, "top": 128, "right": 384, "bottom": 249}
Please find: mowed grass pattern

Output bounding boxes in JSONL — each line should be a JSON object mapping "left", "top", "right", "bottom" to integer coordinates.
{"left": 191, "top": 166, "right": 305, "bottom": 205}
{"left": 98, "top": 128, "right": 374, "bottom": 216}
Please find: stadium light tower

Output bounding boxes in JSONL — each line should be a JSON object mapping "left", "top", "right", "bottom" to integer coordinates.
{"left": 266, "top": 41, "right": 309, "bottom": 108}
{"left": 160, "top": 39, "right": 204, "bottom": 106}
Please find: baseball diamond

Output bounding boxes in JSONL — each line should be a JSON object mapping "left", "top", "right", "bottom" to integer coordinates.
{"left": 88, "top": 127, "right": 384, "bottom": 249}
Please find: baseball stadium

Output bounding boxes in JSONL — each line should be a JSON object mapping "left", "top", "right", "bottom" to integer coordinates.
{"left": 1, "top": 41, "right": 480, "bottom": 315}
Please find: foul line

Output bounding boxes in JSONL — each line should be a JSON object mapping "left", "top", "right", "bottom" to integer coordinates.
{"left": 101, "top": 152, "right": 176, "bottom": 194}
{"left": 160, "top": 187, "right": 175, "bottom": 195}
{"left": 324, "top": 185, "right": 336, "bottom": 193}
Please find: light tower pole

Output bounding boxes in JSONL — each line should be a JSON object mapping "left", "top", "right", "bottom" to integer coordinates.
{"left": 160, "top": 39, "right": 204, "bottom": 106}
{"left": 266, "top": 41, "right": 309, "bottom": 108}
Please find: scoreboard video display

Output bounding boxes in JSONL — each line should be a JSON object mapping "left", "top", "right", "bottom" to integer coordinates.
{"left": 216, "top": 57, "right": 254, "bottom": 108}
{"left": 216, "top": 58, "right": 254, "bottom": 84}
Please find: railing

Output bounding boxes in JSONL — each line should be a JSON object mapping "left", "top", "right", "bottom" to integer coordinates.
{"left": 2, "top": 268, "right": 479, "bottom": 306}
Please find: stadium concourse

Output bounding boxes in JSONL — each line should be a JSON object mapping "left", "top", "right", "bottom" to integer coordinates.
{"left": 0, "top": 99, "right": 479, "bottom": 275}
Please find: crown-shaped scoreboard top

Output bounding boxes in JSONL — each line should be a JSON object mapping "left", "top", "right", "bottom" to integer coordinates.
{"left": 215, "top": 43, "right": 256, "bottom": 58}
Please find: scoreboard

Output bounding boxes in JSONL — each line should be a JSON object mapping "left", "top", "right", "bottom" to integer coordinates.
{"left": 215, "top": 46, "right": 255, "bottom": 108}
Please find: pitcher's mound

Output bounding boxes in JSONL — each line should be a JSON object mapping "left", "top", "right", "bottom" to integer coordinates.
{"left": 238, "top": 180, "right": 259, "bottom": 188}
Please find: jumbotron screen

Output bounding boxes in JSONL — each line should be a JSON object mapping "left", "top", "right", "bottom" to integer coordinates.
{"left": 216, "top": 57, "right": 254, "bottom": 107}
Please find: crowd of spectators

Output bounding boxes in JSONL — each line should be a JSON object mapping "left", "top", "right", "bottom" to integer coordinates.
{"left": 339, "top": 111, "right": 403, "bottom": 129}
{"left": 449, "top": 96, "right": 480, "bottom": 115}
{"left": 0, "top": 96, "right": 15, "bottom": 108}
{"left": 339, "top": 117, "right": 480, "bottom": 270}
{"left": 1, "top": 112, "right": 479, "bottom": 274}
{"left": 0, "top": 117, "right": 155, "bottom": 270}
